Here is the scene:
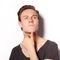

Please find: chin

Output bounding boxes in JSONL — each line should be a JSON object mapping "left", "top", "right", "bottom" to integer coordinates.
{"left": 28, "top": 30, "right": 37, "bottom": 32}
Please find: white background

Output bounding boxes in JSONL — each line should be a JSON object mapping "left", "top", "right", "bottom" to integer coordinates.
{"left": 0, "top": 0, "right": 60, "bottom": 60}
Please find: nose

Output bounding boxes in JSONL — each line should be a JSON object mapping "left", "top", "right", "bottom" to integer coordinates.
{"left": 29, "top": 17, "right": 33, "bottom": 23}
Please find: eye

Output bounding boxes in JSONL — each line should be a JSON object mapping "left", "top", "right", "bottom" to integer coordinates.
{"left": 33, "top": 16, "right": 37, "bottom": 19}
{"left": 32, "top": 16, "right": 38, "bottom": 19}
{"left": 23, "top": 16, "right": 28, "bottom": 19}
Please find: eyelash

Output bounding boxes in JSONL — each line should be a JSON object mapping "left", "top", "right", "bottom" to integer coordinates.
{"left": 24, "top": 16, "right": 37, "bottom": 19}
{"left": 24, "top": 17, "right": 28, "bottom": 19}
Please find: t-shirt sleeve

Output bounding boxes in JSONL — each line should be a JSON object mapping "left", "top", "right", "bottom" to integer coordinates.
{"left": 44, "top": 42, "right": 59, "bottom": 60}
{"left": 9, "top": 47, "right": 18, "bottom": 60}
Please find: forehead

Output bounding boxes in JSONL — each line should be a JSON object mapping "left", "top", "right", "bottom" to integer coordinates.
{"left": 20, "top": 9, "right": 38, "bottom": 17}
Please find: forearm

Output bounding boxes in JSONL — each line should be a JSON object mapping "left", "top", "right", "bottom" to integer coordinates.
{"left": 28, "top": 48, "right": 39, "bottom": 60}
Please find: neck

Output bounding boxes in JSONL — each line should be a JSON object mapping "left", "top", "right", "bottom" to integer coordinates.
{"left": 23, "top": 31, "right": 40, "bottom": 42}
{"left": 23, "top": 31, "right": 41, "bottom": 51}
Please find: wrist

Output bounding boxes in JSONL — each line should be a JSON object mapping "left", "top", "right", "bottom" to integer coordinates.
{"left": 28, "top": 49, "right": 39, "bottom": 60}
{"left": 28, "top": 47, "right": 35, "bottom": 52}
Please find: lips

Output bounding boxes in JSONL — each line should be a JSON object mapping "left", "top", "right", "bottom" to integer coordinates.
{"left": 28, "top": 24, "right": 35, "bottom": 28}
{"left": 29, "top": 25, "right": 34, "bottom": 26}
{"left": 29, "top": 25, "right": 34, "bottom": 27}
{"left": 29, "top": 25, "right": 34, "bottom": 29}
{"left": 29, "top": 24, "right": 34, "bottom": 26}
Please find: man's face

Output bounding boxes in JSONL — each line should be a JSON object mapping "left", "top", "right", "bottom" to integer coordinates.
{"left": 19, "top": 9, "right": 39, "bottom": 33}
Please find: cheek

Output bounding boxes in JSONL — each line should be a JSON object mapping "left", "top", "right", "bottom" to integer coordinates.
{"left": 35, "top": 20, "right": 39, "bottom": 26}
{"left": 22, "top": 22, "right": 28, "bottom": 28}
{"left": 35, "top": 20, "right": 39, "bottom": 29}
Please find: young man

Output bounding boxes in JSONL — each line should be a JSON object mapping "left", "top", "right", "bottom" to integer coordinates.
{"left": 9, "top": 5, "right": 59, "bottom": 60}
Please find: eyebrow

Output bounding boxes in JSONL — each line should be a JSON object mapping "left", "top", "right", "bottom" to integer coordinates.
{"left": 23, "top": 15, "right": 28, "bottom": 17}
{"left": 32, "top": 15, "right": 38, "bottom": 17}
{"left": 23, "top": 15, "right": 38, "bottom": 17}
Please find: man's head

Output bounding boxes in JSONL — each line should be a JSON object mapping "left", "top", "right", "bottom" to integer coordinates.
{"left": 18, "top": 5, "right": 39, "bottom": 21}
{"left": 17, "top": 5, "right": 39, "bottom": 33}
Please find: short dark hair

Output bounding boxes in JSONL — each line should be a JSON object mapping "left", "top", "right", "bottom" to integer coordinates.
{"left": 17, "top": 5, "right": 39, "bottom": 21}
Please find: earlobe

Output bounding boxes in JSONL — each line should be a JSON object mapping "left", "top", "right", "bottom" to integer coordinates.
{"left": 18, "top": 21, "right": 23, "bottom": 30}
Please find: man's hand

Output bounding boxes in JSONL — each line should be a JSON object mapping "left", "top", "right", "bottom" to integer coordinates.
{"left": 21, "top": 32, "right": 39, "bottom": 60}
{"left": 22, "top": 32, "right": 35, "bottom": 51}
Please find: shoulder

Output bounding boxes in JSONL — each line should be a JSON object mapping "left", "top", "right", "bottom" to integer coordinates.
{"left": 45, "top": 40, "right": 59, "bottom": 53}
{"left": 11, "top": 44, "right": 20, "bottom": 53}
{"left": 9, "top": 45, "right": 20, "bottom": 60}
{"left": 47, "top": 40, "right": 58, "bottom": 47}
{"left": 44, "top": 40, "right": 59, "bottom": 59}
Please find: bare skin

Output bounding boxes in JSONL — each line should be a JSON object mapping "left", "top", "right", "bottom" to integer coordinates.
{"left": 20, "top": 32, "right": 47, "bottom": 60}
{"left": 19, "top": 9, "right": 52, "bottom": 60}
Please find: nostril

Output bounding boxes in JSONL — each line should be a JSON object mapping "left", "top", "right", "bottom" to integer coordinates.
{"left": 29, "top": 20, "right": 33, "bottom": 23}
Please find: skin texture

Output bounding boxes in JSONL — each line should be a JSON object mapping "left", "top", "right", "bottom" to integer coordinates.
{"left": 19, "top": 9, "right": 39, "bottom": 33}
{"left": 18, "top": 9, "right": 52, "bottom": 60}
{"left": 18, "top": 9, "right": 39, "bottom": 60}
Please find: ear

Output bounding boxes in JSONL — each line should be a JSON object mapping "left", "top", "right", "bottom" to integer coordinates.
{"left": 18, "top": 21, "right": 22, "bottom": 27}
